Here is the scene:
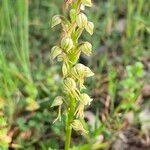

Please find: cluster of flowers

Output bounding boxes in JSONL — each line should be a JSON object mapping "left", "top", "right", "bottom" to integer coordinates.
{"left": 51, "top": 0, "right": 94, "bottom": 134}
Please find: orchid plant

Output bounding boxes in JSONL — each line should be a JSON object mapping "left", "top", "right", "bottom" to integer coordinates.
{"left": 50, "top": 0, "right": 94, "bottom": 149}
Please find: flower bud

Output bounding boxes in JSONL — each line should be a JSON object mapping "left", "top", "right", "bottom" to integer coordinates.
{"left": 71, "top": 119, "right": 88, "bottom": 134}
{"left": 51, "top": 96, "right": 63, "bottom": 107}
{"left": 85, "top": 21, "right": 94, "bottom": 35}
{"left": 51, "top": 46, "right": 62, "bottom": 60}
{"left": 51, "top": 15, "right": 61, "bottom": 28}
{"left": 76, "top": 13, "right": 88, "bottom": 28}
{"left": 61, "top": 37, "right": 73, "bottom": 52}
{"left": 80, "top": 93, "right": 93, "bottom": 105}
{"left": 80, "top": 42, "right": 92, "bottom": 56}
{"left": 82, "top": 0, "right": 92, "bottom": 7}
{"left": 63, "top": 78, "right": 80, "bottom": 100}
{"left": 64, "top": 78, "right": 76, "bottom": 90}
{"left": 71, "top": 63, "right": 94, "bottom": 89}
{"left": 75, "top": 63, "right": 94, "bottom": 77}
{"left": 71, "top": 63, "right": 85, "bottom": 78}
{"left": 71, "top": 63, "right": 86, "bottom": 89}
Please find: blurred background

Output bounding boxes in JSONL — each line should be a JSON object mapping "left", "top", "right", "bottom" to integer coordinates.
{"left": 0, "top": 0, "right": 150, "bottom": 149}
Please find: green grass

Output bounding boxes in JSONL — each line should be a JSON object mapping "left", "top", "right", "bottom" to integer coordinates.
{"left": 0, "top": 0, "right": 30, "bottom": 125}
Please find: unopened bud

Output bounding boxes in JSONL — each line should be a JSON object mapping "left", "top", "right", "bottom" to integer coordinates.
{"left": 71, "top": 63, "right": 94, "bottom": 79}
{"left": 82, "top": 0, "right": 92, "bottom": 7}
{"left": 80, "top": 42, "right": 92, "bottom": 56}
{"left": 71, "top": 119, "right": 88, "bottom": 133}
{"left": 51, "top": 15, "right": 61, "bottom": 28}
{"left": 51, "top": 96, "right": 63, "bottom": 107}
{"left": 71, "top": 63, "right": 85, "bottom": 78}
{"left": 85, "top": 21, "right": 94, "bottom": 35}
{"left": 80, "top": 93, "right": 93, "bottom": 105}
{"left": 51, "top": 46, "right": 62, "bottom": 60}
{"left": 76, "top": 13, "right": 88, "bottom": 28}
{"left": 61, "top": 37, "right": 73, "bottom": 52}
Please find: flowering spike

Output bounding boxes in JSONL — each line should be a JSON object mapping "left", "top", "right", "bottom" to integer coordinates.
{"left": 51, "top": 0, "right": 94, "bottom": 148}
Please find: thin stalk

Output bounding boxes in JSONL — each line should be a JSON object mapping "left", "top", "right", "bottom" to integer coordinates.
{"left": 65, "top": 97, "right": 76, "bottom": 150}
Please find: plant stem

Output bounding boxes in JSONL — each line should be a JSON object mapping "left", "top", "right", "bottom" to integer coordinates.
{"left": 65, "top": 97, "right": 75, "bottom": 150}
{"left": 65, "top": 119, "right": 72, "bottom": 150}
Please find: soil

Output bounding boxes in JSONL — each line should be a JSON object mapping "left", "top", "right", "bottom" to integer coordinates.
{"left": 110, "top": 127, "right": 150, "bottom": 150}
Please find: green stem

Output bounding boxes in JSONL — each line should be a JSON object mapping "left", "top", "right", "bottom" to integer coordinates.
{"left": 65, "top": 97, "right": 75, "bottom": 150}
{"left": 65, "top": 1, "right": 81, "bottom": 149}
{"left": 65, "top": 119, "right": 72, "bottom": 150}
